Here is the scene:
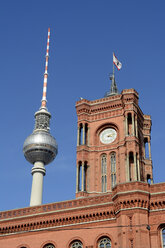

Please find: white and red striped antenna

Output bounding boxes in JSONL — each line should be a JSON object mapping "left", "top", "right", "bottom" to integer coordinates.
{"left": 41, "top": 28, "right": 50, "bottom": 108}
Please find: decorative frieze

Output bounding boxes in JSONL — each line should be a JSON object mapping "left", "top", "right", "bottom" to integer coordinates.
{"left": 0, "top": 209, "right": 115, "bottom": 235}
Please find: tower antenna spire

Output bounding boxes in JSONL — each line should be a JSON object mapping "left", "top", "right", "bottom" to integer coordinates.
{"left": 23, "top": 28, "right": 58, "bottom": 207}
{"left": 41, "top": 28, "right": 50, "bottom": 108}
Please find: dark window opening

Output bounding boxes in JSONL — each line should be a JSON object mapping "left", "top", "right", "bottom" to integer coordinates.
{"left": 79, "top": 123, "right": 83, "bottom": 145}
{"left": 129, "top": 152, "right": 134, "bottom": 181}
{"left": 144, "top": 137, "right": 149, "bottom": 159}
{"left": 147, "top": 174, "right": 151, "bottom": 184}
{"left": 128, "top": 113, "right": 132, "bottom": 135}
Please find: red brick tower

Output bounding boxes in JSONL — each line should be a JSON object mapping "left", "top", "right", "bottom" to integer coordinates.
{"left": 76, "top": 76, "right": 153, "bottom": 198}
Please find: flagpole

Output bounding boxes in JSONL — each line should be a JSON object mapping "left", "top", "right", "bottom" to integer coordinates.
{"left": 113, "top": 52, "right": 115, "bottom": 78}
{"left": 113, "top": 52, "right": 115, "bottom": 86}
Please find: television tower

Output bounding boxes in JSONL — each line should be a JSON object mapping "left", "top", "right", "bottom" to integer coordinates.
{"left": 23, "top": 28, "right": 58, "bottom": 206}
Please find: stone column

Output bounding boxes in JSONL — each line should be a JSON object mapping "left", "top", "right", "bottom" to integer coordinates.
{"left": 125, "top": 114, "right": 128, "bottom": 136}
{"left": 123, "top": 118, "right": 126, "bottom": 137}
{"left": 143, "top": 140, "right": 146, "bottom": 158}
{"left": 137, "top": 158, "right": 140, "bottom": 181}
{"left": 30, "top": 161, "right": 46, "bottom": 206}
{"left": 126, "top": 154, "right": 129, "bottom": 181}
{"left": 87, "top": 127, "right": 90, "bottom": 146}
{"left": 77, "top": 126, "right": 80, "bottom": 146}
{"left": 76, "top": 164, "right": 79, "bottom": 193}
{"left": 134, "top": 154, "right": 137, "bottom": 181}
{"left": 84, "top": 164, "right": 87, "bottom": 191}
{"left": 82, "top": 162, "right": 84, "bottom": 191}
{"left": 132, "top": 113, "right": 135, "bottom": 136}
{"left": 135, "top": 115, "right": 138, "bottom": 137}
{"left": 82, "top": 124, "right": 85, "bottom": 145}
{"left": 148, "top": 138, "right": 151, "bottom": 159}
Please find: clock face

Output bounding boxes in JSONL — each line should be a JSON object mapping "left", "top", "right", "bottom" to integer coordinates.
{"left": 100, "top": 128, "right": 117, "bottom": 144}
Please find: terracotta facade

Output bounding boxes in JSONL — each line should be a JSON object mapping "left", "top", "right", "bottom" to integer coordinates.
{"left": 0, "top": 88, "right": 165, "bottom": 248}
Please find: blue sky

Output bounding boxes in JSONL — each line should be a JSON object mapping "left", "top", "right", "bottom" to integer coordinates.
{"left": 1, "top": 0, "right": 165, "bottom": 211}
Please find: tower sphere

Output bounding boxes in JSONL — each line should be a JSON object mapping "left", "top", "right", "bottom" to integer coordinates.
{"left": 23, "top": 107, "right": 58, "bottom": 165}
{"left": 23, "top": 130, "right": 58, "bottom": 165}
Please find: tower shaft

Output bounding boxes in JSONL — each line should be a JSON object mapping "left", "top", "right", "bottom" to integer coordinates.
{"left": 30, "top": 161, "right": 46, "bottom": 206}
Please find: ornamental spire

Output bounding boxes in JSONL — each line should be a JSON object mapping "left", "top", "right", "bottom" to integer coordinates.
{"left": 104, "top": 53, "right": 122, "bottom": 97}
{"left": 109, "top": 72, "right": 118, "bottom": 96}
{"left": 41, "top": 28, "right": 50, "bottom": 108}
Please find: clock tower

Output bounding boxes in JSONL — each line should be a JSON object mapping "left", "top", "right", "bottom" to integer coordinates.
{"left": 76, "top": 76, "right": 153, "bottom": 198}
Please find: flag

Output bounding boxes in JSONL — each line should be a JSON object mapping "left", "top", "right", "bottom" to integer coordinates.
{"left": 113, "top": 53, "right": 122, "bottom": 70}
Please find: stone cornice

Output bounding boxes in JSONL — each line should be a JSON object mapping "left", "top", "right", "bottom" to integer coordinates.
{"left": 112, "top": 190, "right": 150, "bottom": 200}
{"left": 0, "top": 194, "right": 113, "bottom": 221}
{"left": 0, "top": 217, "right": 116, "bottom": 237}
{"left": 0, "top": 206, "right": 116, "bottom": 236}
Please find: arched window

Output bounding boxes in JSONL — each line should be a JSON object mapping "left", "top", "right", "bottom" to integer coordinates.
{"left": 70, "top": 241, "right": 83, "bottom": 248}
{"left": 98, "top": 237, "right": 111, "bottom": 248}
{"left": 85, "top": 123, "right": 88, "bottom": 145}
{"left": 111, "top": 152, "right": 116, "bottom": 188}
{"left": 162, "top": 228, "right": 165, "bottom": 248}
{"left": 79, "top": 123, "right": 83, "bottom": 145}
{"left": 43, "top": 244, "right": 55, "bottom": 248}
{"left": 101, "top": 154, "right": 107, "bottom": 192}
